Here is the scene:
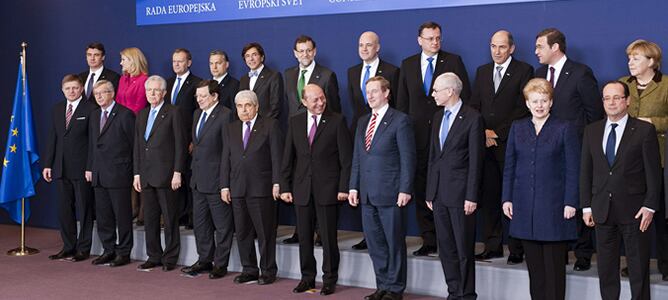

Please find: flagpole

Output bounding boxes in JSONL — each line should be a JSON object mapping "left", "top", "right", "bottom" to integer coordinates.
{"left": 7, "top": 42, "right": 39, "bottom": 256}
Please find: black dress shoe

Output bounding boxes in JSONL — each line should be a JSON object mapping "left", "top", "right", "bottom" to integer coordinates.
{"left": 49, "top": 250, "right": 75, "bottom": 260}
{"left": 475, "top": 250, "right": 503, "bottom": 260}
{"left": 109, "top": 255, "right": 131, "bottom": 267}
{"left": 258, "top": 275, "right": 276, "bottom": 285}
{"left": 181, "top": 261, "right": 213, "bottom": 274}
{"left": 381, "top": 291, "right": 403, "bottom": 300}
{"left": 137, "top": 261, "right": 162, "bottom": 270}
{"left": 283, "top": 235, "right": 299, "bottom": 244}
{"left": 320, "top": 283, "right": 336, "bottom": 295}
{"left": 621, "top": 267, "right": 629, "bottom": 277}
{"left": 412, "top": 245, "right": 436, "bottom": 256}
{"left": 234, "top": 273, "right": 259, "bottom": 284}
{"left": 135, "top": 220, "right": 144, "bottom": 226}
{"left": 162, "top": 264, "right": 176, "bottom": 271}
{"left": 507, "top": 254, "right": 524, "bottom": 265}
{"left": 71, "top": 252, "right": 90, "bottom": 262}
{"left": 352, "top": 239, "right": 368, "bottom": 250}
{"left": 292, "top": 280, "right": 315, "bottom": 293}
{"left": 208, "top": 266, "right": 227, "bottom": 279}
{"left": 364, "top": 289, "right": 386, "bottom": 300}
{"left": 92, "top": 253, "right": 116, "bottom": 265}
{"left": 573, "top": 258, "right": 591, "bottom": 271}
{"left": 314, "top": 234, "right": 322, "bottom": 247}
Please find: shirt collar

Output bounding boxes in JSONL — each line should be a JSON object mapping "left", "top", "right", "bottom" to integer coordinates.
{"left": 364, "top": 56, "right": 380, "bottom": 68}
{"left": 443, "top": 99, "right": 463, "bottom": 116}
{"left": 213, "top": 73, "right": 228, "bottom": 84}
{"left": 300, "top": 61, "right": 316, "bottom": 73}
{"left": 177, "top": 70, "right": 190, "bottom": 81}
{"left": 421, "top": 51, "right": 439, "bottom": 62}
{"left": 495, "top": 56, "right": 513, "bottom": 70}
{"left": 102, "top": 101, "right": 116, "bottom": 113}
{"left": 550, "top": 55, "right": 567, "bottom": 71}
{"left": 203, "top": 102, "right": 218, "bottom": 116}
{"left": 151, "top": 101, "right": 165, "bottom": 113}
{"left": 605, "top": 113, "right": 629, "bottom": 129}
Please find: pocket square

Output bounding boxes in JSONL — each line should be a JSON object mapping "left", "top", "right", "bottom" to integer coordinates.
{"left": 76, "top": 116, "right": 86, "bottom": 120}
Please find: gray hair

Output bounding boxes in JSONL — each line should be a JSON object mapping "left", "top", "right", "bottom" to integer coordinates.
{"left": 93, "top": 79, "right": 114, "bottom": 92}
{"left": 144, "top": 75, "right": 167, "bottom": 91}
{"left": 234, "top": 90, "right": 259, "bottom": 106}
{"left": 435, "top": 72, "right": 463, "bottom": 96}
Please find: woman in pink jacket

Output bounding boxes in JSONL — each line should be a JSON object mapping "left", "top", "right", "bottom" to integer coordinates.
{"left": 117, "top": 47, "right": 148, "bottom": 115}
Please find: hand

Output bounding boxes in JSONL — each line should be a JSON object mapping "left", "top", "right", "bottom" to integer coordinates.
{"left": 426, "top": 200, "right": 433, "bottom": 211}
{"left": 84, "top": 171, "right": 92, "bottom": 182}
{"left": 220, "top": 189, "right": 231, "bottom": 204}
{"left": 397, "top": 192, "right": 412, "bottom": 207}
{"left": 485, "top": 138, "right": 498, "bottom": 148}
{"left": 272, "top": 184, "right": 280, "bottom": 201}
{"left": 635, "top": 207, "right": 654, "bottom": 232}
{"left": 583, "top": 212, "right": 595, "bottom": 227}
{"left": 171, "top": 172, "right": 182, "bottom": 191}
{"left": 348, "top": 191, "right": 359, "bottom": 207}
{"left": 563, "top": 205, "right": 576, "bottom": 219}
{"left": 464, "top": 200, "right": 477, "bottom": 215}
{"left": 42, "top": 168, "right": 52, "bottom": 183}
{"left": 280, "top": 192, "right": 293, "bottom": 203}
{"left": 188, "top": 142, "right": 194, "bottom": 154}
{"left": 337, "top": 192, "right": 348, "bottom": 201}
{"left": 638, "top": 117, "right": 652, "bottom": 124}
{"left": 133, "top": 175, "right": 142, "bottom": 193}
{"left": 502, "top": 202, "right": 513, "bottom": 219}
{"left": 485, "top": 129, "right": 498, "bottom": 139}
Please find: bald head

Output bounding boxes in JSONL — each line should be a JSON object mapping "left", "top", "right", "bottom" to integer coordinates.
{"left": 490, "top": 30, "right": 515, "bottom": 65}
{"left": 358, "top": 31, "right": 381, "bottom": 64}
{"left": 302, "top": 84, "right": 327, "bottom": 115}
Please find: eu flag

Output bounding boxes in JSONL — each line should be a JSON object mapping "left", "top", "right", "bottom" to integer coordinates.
{"left": 0, "top": 55, "right": 40, "bottom": 223}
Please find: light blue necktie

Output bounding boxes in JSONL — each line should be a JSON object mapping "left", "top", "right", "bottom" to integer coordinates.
{"left": 424, "top": 57, "right": 434, "bottom": 95}
{"left": 196, "top": 112, "right": 207, "bottom": 140}
{"left": 171, "top": 77, "right": 182, "bottom": 105}
{"left": 440, "top": 110, "right": 451, "bottom": 149}
{"left": 362, "top": 65, "right": 371, "bottom": 103}
{"left": 606, "top": 123, "right": 618, "bottom": 166}
{"left": 144, "top": 109, "right": 157, "bottom": 140}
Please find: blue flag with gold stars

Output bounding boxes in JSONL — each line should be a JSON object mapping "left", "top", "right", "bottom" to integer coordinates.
{"left": 0, "top": 56, "right": 40, "bottom": 223}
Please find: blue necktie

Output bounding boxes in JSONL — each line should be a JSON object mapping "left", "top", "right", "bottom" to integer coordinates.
{"left": 362, "top": 65, "right": 371, "bottom": 103}
{"left": 196, "top": 111, "right": 207, "bottom": 140}
{"left": 605, "top": 123, "right": 618, "bottom": 166}
{"left": 424, "top": 57, "right": 434, "bottom": 95}
{"left": 440, "top": 110, "right": 451, "bottom": 149}
{"left": 171, "top": 77, "right": 182, "bottom": 105}
{"left": 248, "top": 70, "right": 258, "bottom": 77}
{"left": 144, "top": 109, "right": 157, "bottom": 140}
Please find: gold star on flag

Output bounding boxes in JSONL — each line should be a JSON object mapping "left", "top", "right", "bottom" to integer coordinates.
{"left": 3, "top": 157, "right": 8, "bottom": 167}
{"left": 9, "top": 144, "right": 17, "bottom": 153}
{"left": 11, "top": 128, "right": 18, "bottom": 136}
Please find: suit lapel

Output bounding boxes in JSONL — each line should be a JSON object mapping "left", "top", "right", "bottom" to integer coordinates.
{"left": 495, "top": 60, "right": 516, "bottom": 96}
{"left": 197, "top": 104, "right": 222, "bottom": 142}
{"left": 440, "top": 106, "right": 467, "bottom": 155}
{"left": 554, "top": 59, "right": 572, "bottom": 91}
{"left": 312, "top": 112, "right": 329, "bottom": 147}
{"left": 175, "top": 74, "right": 193, "bottom": 104}
{"left": 591, "top": 121, "right": 608, "bottom": 165}
{"left": 370, "top": 109, "right": 394, "bottom": 150}
{"left": 99, "top": 105, "right": 118, "bottom": 137}
{"left": 253, "top": 69, "right": 270, "bottom": 92}
{"left": 147, "top": 104, "right": 168, "bottom": 140}
{"left": 245, "top": 116, "right": 263, "bottom": 153}
{"left": 308, "top": 65, "right": 322, "bottom": 85}
{"left": 611, "top": 118, "right": 637, "bottom": 167}
{"left": 65, "top": 101, "right": 86, "bottom": 135}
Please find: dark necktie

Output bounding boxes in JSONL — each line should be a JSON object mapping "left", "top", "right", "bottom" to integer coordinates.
{"left": 86, "top": 73, "right": 95, "bottom": 99}
{"left": 196, "top": 112, "right": 207, "bottom": 140}
{"left": 606, "top": 123, "right": 618, "bottom": 166}
{"left": 424, "top": 57, "right": 434, "bottom": 95}
{"left": 549, "top": 66, "right": 556, "bottom": 87}
{"left": 100, "top": 110, "right": 108, "bottom": 133}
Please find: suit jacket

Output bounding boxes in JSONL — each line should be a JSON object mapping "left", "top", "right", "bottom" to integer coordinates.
{"left": 190, "top": 104, "right": 232, "bottom": 194}
{"left": 502, "top": 116, "right": 580, "bottom": 241}
{"left": 535, "top": 58, "right": 603, "bottom": 134}
{"left": 44, "top": 99, "right": 97, "bottom": 180}
{"left": 133, "top": 103, "right": 186, "bottom": 189}
{"left": 349, "top": 107, "right": 416, "bottom": 206}
{"left": 347, "top": 59, "right": 400, "bottom": 132}
{"left": 221, "top": 116, "right": 284, "bottom": 198}
{"left": 284, "top": 63, "right": 341, "bottom": 116}
{"left": 397, "top": 50, "right": 471, "bottom": 150}
{"left": 86, "top": 103, "right": 135, "bottom": 188}
{"left": 580, "top": 117, "right": 661, "bottom": 224}
{"left": 217, "top": 74, "right": 240, "bottom": 120}
{"left": 79, "top": 67, "right": 121, "bottom": 103}
{"left": 280, "top": 111, "right": 352, "bottom": 206}
{"left": 165, "top": 73, "right": 202, "bottom": 144}
{"left": 239, "top": 66, "right": 284, "bottom": 119}
{"left": 426, "top": 104, "right": 484, "bottom": 207}
{"left": 469, "top": 58, "right": 533, "bottom": 162}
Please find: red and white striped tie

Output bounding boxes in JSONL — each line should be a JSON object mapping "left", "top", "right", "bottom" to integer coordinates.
{"left": 65, "top": 103, "right": 73, "bottom": 129}
{"left": 364, "top": 113, "right": 378, "bottom": 152}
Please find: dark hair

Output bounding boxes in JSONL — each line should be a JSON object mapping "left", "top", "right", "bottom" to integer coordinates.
{"left": 86, "top": 42, "right": 106, "bottom": 56}
{"left": 197, "top": 79, "right": 220, "bottom": 96}
{"left": 209, "top": 50, "right": 229, "bottom": 62}
{"left": 603, "top": 80, "right": 630, "bottom": 98}
{"left": 294, "top": 35, "right": 316, "bottom": 50}
{"left": 242, "top": 42, "right": 265, "bottom": 59}
{"left": 418, "top": 21, "right": 441, "bottom": 36}
{"left": 536, "top": 28, "right": 567, "bottom": 54}
{"left": 62, "top": 74, "right": 83, "bottom": 86}
{"left": 174, "top": 48, "right": 192, "bottom": 60}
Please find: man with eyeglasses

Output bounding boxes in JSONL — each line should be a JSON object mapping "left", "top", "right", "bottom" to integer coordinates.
{"left": 239, "top": 42, "right": 284, "bottom": 120}
{"left": 397, "top": 21, "right": 471, "bottom": 257}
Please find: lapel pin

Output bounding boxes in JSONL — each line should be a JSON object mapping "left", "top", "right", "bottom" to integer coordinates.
{"left": 316, "top": 75, "right": 320, "bottom": 79}
{"left": 383, "top": 121, "right": 388, "bottom": 125}
{"left": 505, "top": 73, "right": 511, "bottom": 77}
{"left": 458, "top": 116, "right": 463, "bottom": 119}
{"left": 322, "top": 119, "right": 326, "bottom": 123}
{"left": 378, "top": 70, "right": 383, "bottom": 74}
{"left": 564, "top": 72, "right": 570, "bottom": 75}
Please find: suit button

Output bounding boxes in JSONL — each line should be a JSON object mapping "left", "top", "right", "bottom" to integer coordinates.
{"left": 609, "top": 193, "right": 613, "bottom": 198}
{"left": 145, "top": 148, "right": 149, "bottom": 151}
{"left": 609, "top": 171, "right": 612, "bottom": 175}
{"left": 242, "top": 155, "right": 246, "bottom": 158}
{"left": 489, "top": 113, "right": 495, "bottom": 117}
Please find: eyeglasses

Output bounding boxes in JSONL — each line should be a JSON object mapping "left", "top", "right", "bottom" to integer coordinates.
{"left": 93, "top": 90, "right": 113, "bottom": 97}
{"left": 295, "top": 48, "right": 314, "bottom": 55}
{"left": 602, "top": 96, "right": 626, "bottom": 102}
{"left": 146, "top": 88, "right": 165, "bottom": 93}
{"left": 420, "top": 35, "right": 442, "bottom": 43}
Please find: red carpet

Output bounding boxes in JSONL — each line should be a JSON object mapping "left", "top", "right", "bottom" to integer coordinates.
{"left": 0, "top": 225, "right": 438, "bottom": 299}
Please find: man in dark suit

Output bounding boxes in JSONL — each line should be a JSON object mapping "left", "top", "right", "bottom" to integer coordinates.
{"left": 239, "top": 42, "right": 283, "bottom": 120}
{"left": 469, "top": 30, "right": 533, "bottom": 264}
{"left": 180, "top": 80, "right": 233, "bottom": 279}
{"left": 349, "top": 76, "right": 416, "bottom": 300}
{"left": 280, "top": 84, "right": 352, "bottom": 295}
{"left": 209, "top": 50, "right": 239, "bottom": 117}
{"left": 397, "top": 21, "right": 471, "bottom": 256}
{"left": 581, "top": 81, "right": 660, "bottom": 300}
{"left": 133, "top": 75, "right": 186, "bottom": 272}
{"left": 43, "top": 74, "right": 97, "bottom": 262}
{"left": 165, "top": 48, "right": 202, "bottom": 230}
{"left": 534, "top": 28, "right": 604, "bottom": 271}
{"left": 78, "top": 42, "right": 120, "bottom": 103}
{"left": 221, "top": 90, "right": 284, "bottom": 285}
{"left": 85, "top": 80, "right": 135, "bottom": 267}
{"left": 427, "top": 73, "right": 484, "bottom": 300}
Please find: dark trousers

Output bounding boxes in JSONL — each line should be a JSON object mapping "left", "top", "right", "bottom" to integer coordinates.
{"left": 56, "top": 178, "right": 94, "bottom": 253}
{"left": 362, "top": 202, "right": 407, "bottom": 294}
{"left": 479, "top": 150, "right": 523, "bottom": 255}
{"left": 295, "top": 197, "right": 339, "bottom": 284}
{"left": 433, "top": 203, "right": 477, "bottom": 300}
{"left": 178, "top": 168, "right": 193, "bottom": 225}
{"left": 143, "top": 186, "right": 180, "bottom": 265}
{"left": 522, "top": 240, "right": 568, "bottom": 300}
{"left": 94, "top": 187, "right": 133, "bottom": 256}
{"left": 573, "top": 210, "right": 595, "bottom": 260}
{"left": 596, "top": 219, "right": 651, "bottom": 300}
{"left": 192, "top": 189, "right": 234, "bottom": 267}
{"left": 414, "top": 149, "right": 436, "bottom": 248}
{"left": 654, "top": 179, "right": 668, "bottom": 276}
{"left": 232, "top": 196, "right": 277, "bottom": 277}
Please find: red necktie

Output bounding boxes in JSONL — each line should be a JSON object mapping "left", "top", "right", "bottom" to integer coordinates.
{"left": 549, "top": 66, "right": 556, "bottom": 87}
{"left": 365, "top": 113, "right": 378, "bottom": 152}
{"left": 65, "top": 104, "right": 73, "bottom": 129}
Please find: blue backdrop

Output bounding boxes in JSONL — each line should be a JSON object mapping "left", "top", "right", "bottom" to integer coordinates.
{"left": 1, "top": 0, "right": 666, "bottom": 233}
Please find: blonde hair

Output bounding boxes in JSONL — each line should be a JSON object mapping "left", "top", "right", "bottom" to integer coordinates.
{"left": 120, "top": 47, "right": 149, "bottom": 76}
{"left": 626, "top": 39, "right": 662, "bottom": 70}
{"left": 523, "top": 78, "right": 553, "bottom": 100}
